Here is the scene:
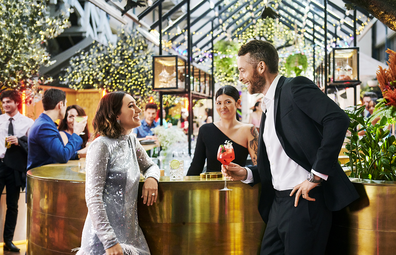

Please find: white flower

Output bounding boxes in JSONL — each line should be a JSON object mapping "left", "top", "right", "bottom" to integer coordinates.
{"left": 152, "top": 126, "right": 186, "bottom": 151}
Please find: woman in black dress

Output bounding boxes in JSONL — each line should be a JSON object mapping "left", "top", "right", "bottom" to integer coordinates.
{"left": 187, "top": 85, "right": 259, "bottom": 175}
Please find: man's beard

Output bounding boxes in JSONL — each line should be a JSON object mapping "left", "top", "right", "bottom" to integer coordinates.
{"left": 248, "top": 69, "right": 266, "bottom": 95}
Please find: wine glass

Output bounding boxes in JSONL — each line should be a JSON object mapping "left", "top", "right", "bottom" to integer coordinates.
{"left": 217, "top": 142, "right": 235, "bottom": 191}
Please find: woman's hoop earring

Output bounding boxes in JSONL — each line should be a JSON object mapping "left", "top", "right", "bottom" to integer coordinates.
{"left": 117, "top": 119, "right": 120, "bottom": 124}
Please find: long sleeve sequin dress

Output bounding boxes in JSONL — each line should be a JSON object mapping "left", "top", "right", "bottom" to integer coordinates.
{"left": 76, "top": 134, "right": 160, "bottom": 255}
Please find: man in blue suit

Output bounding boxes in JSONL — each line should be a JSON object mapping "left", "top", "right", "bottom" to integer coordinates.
{"left": 224, "top": 40, "right": 358, "bottom": 255}
{"left": 27, "top": 89, "right": 86, "bottom": 170}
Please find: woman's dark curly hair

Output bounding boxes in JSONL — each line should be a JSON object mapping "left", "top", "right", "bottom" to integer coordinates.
{"left": 93, "top": 91, "right": 126, "bottom": 139}
{"left": 58, "top": 105, "right": 90, "bottom": 148}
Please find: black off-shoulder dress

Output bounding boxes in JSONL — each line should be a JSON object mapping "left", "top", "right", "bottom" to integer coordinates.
{"left": 187, "top": 123, "right": 249, "bottom": 176}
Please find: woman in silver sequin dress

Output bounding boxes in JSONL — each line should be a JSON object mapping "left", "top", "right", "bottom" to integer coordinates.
{"left": 77, "top": 92, "right": 160, "bottom": 255}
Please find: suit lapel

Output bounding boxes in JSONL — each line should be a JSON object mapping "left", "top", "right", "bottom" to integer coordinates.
{"left": 274, "top": 76, "right": 287, "bottom": 149}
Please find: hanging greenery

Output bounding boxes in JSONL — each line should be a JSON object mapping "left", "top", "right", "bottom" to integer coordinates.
{"left": 60, "top": 28, "right": 156, "bottom": 107}
{"left": 235, "top": 16, "right": 322, "bottom": 81}
{"left": 214, "top": 40, "right": 239, "bottom": 86}
{"left": 0, "top": 0, "right": 70, "bottom": 93}
{"left": 284, "top": 53, "right": 308, "bottom": 77}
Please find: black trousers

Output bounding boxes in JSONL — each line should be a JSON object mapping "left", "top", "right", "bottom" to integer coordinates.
{"left": 0, "top": 161, "right": 21, "bottom": 242}
{"left": 260, "top": 187, "right": 332, "bottom": 255}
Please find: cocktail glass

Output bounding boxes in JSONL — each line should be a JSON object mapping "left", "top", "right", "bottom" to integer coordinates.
{"left": 74, "top": 116, "right": 88, "bottom": 135}
{"left": 217, "top": 143, "right": 235, "bottom": 191}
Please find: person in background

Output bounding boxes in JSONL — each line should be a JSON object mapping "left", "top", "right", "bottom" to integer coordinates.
{"left": 133, "top": 103, "right": 158, "bottom": 139}
{"left": 156, "top": 109, "right": 171, "bottom": 128}
{"left": 223, "top": 40, "right": 358, "bottom": 255}
{"left": 362, "top": 91, "right": 378, "bottom": 118}
{"left": 77, "top": 91, "right": 160, "bottom": 255}
{"left": 58, "top": 105, "right": 90, "bottom": 159}
{"left": 187, "top": 85, "right": 258, "bottom": 176}
{"left": 177, "top": 108, "right": 189, "bottom": 135}
{"left": 203, "top": 108, "right": 213, "bottom": 124}
{"left": 27, "top": 88, "right": 87, "bottom": 170}
{"left": 248, "top": 99, "right": 263, "bottom": 131}
{"left": 0, "top": 90, "right": 34, "bottom": 252}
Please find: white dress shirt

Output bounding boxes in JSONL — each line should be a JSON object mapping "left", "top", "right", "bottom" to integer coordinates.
{"left": 0, "top": 112, "right": 34, "bottom": 159}
{"left": 243, "top": 75, "right": 327, "bottom": 190}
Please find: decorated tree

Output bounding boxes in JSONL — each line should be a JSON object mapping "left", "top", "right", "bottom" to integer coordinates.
{"left": 60, "top": 28, "right": 155, "bottom": 106}
{"left": 0, "top": 0, "right": 70, "bottom": 93}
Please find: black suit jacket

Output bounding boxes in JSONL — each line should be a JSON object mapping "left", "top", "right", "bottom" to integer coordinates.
{"left": 4, "top": 136, "right": 29, "bottom": 188}
{"left": 250, "top": 76, "right": 359, "bottom": 223}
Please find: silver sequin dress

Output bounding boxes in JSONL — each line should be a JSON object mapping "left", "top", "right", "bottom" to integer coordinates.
{"left": 76, "top": 134, "right": 160, "bottom": 255}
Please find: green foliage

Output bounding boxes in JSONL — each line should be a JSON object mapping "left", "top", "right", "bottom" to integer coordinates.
{"left": 214, "top": 40, "right": 239, "bottom": 86}
{"left": 0, "top": 0, "right": 70, "bottom": 92}
{"left": 60, "top": 28, "right": 155, "bottom": 107}
{"left": 285, "top": 53, "right": 308, "bottom": 77}
{"left": 344, "top": 106, "right": 396, "bottom": 181}
{"left": 371, "top": 98, "right": 396, "bottom": 121}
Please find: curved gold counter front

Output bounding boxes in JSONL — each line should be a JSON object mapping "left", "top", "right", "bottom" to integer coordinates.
{"left": 27, "top": 162, "right": 265, "bottom": 255}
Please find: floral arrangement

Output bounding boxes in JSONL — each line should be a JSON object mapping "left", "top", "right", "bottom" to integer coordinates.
{"left": 374, "top": 49, "right": 396, "bottom": 120}
{"left": 152, "top": 126, "right": 186, "bottom": 151}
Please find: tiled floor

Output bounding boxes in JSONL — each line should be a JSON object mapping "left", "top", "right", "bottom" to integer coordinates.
{"left": 0, "top": 242, "right": 27, "bottom": 255}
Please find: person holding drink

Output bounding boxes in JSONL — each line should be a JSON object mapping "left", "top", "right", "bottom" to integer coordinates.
{"left": 187, "top": 85, "right": 258, "bottom": 176}
{"left": 76, "top": 91, "right": 160, "bottom": 255}
{"left": 223, "top": 40, "right": 358, "bottom": 254}
{"left": 58, "top": 105, "right": 90, "bottom": 159}
{"left": 0, "top": 90, "right": 34, "bottom": 252}
{"left": 27, "top": 89, "right": 87, "bottom": 169}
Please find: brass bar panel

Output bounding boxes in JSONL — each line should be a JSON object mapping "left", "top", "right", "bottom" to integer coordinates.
{"left": 27, "top": 164, "right": 265, "bottom": 255}
{"left": 328, "top": 181, "right": 396, "bottom": 255}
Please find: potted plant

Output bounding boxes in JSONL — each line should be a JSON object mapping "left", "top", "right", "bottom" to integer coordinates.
{"left": 344, "top": 106, "right": 396, "bottom": 181}
{"left": 327, "top": 49, "right": 396, "bottom": 255}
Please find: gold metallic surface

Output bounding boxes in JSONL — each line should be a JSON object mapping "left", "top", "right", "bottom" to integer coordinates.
{"left": 139, "top": 177, "right": 265, "bottom": 254}
{"left": 27, "top": 161, "right": 87, "bottom": 255}
{"left": 27, "top": 164, "right": 265, "bottom": 255}
{"left": 199, "top": 171, "right": 223, "bottom": 179}
{"left": 327, "top": 179, "right": 396, "bottom": 255}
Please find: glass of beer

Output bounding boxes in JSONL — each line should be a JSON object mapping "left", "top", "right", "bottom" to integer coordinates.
{"left": 5, "top": 136, "right": 11, "bottom": 149}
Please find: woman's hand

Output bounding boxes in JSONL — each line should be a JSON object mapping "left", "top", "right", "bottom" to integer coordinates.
{"left": 106, "top": 243, "right": 123, "bottom": 255}
{"left": 141, "top": 177, "right": 158, "bottom": 206}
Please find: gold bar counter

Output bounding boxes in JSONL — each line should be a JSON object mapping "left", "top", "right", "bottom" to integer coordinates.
{"left": 26, "top": 161, "right": 265, "bottom": 255}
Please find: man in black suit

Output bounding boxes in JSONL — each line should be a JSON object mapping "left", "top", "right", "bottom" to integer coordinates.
{"left": 0, "top": 90, "right": 34, "bottom": 252}
{"left": 224, "top": 40, "right": 359, "bottom": 255}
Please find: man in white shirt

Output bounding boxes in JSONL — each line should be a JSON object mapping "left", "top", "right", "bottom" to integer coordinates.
{"left": 0, "top": 90, "right": 34, "bottom": 252}
{"left": 223, "top": 40, "right": 358, "bottom": 255}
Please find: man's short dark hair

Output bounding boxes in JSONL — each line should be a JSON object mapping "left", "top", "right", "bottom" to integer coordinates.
{"left": 363, "top": 91, "right": 378, "bottom": 101}
{"left": 0, "top": 90, "right": 22, "bottom": 110}
{"left": 42, "top": 88, "right": 66, "bottom": 111}
{"left": 145, "top": 103, "right": 158, "bottom": 111}
{"left": 238, "top": 40, "right": 279, "bottom": 74}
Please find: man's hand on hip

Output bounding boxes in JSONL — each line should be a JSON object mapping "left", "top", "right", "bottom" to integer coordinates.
{"left": 290, "top": 180, "right": 320, "bottom": 207}
{"left": 222, "top": 162, "right": 247, "bottom": 181}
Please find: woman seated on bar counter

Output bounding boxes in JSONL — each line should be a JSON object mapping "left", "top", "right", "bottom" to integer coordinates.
{"left": 77, "top": 91, "right": 160, "bottom": 255}
{"left": 58, "top": 105, "right": 90, "bottom": 158}
{"left": 187, "top": 85, "right": 259, "bottom": 175}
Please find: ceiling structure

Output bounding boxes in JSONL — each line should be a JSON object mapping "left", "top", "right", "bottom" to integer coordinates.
{"left": 132, "top": 0, "right": 370, "bottom": 62}
{"left": 88, "top": 0, "right": 373, "bottom": 75}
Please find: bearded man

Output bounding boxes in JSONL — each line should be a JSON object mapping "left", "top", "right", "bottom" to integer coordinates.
{"left": 223, "top": 40, "right": 359, "bottom": 255}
